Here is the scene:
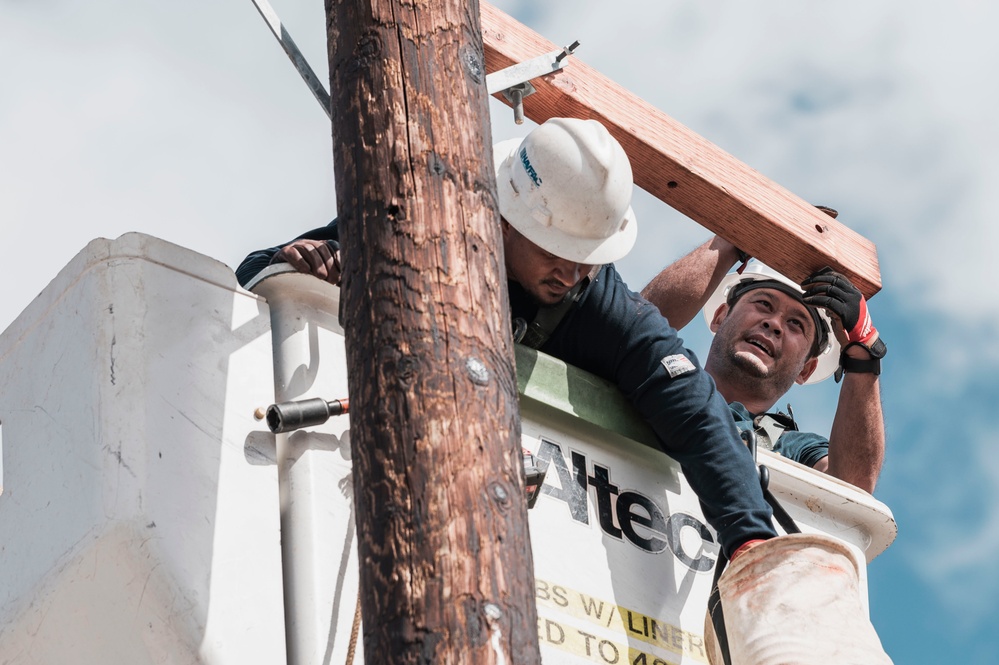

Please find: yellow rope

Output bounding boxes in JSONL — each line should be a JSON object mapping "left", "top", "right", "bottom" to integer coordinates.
{"left": 345, "top": 593, "right": 361, "bottom": 665}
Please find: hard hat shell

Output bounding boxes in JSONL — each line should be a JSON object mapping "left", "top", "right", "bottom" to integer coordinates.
{"left": 703, "top": 262, "right": 840, "bottom": 385}
{"left": 493, "top": 117, "right": 638, "bottom": 265}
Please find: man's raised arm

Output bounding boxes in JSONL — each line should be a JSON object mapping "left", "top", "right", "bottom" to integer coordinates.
{"left": 640, "top": 236, "right": 742, "bottom": 329}
{"left": 802, "top": 268, "right": 887, "bottom": 493}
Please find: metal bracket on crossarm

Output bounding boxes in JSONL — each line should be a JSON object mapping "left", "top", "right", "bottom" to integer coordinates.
{"left": 250, "top": 0, "right": 579, "bottom": 128}
{"left": 486, "top": 41, "right": 580, "bottom": 124}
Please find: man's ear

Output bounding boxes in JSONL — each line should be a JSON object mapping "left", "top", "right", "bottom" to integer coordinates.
{"left": 500, "top": 219, "right": 512, "bottom": 241}
{"left": 795, "top": 356, "right": 819, "bottom": 385}
{"left": 709, "top": 303, "right": 730, "bottom": 333}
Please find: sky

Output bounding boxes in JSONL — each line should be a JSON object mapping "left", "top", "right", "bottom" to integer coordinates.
{"left": 1, "top": 0, "right": 996, "bottom": 662}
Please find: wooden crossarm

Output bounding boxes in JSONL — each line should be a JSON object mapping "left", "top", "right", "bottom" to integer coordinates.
{"left": 481, "top": 2, "right": 881, "bottom": 297}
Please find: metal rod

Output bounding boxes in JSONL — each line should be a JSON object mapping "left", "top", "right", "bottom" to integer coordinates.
{"left": 250, "top": 0, "right": 332, "bottom": 119}
{"left": 556, "top": 40, "right": 580, "bottom": 62}
{"left": 510, "top": 86, "right": 525, "bottom": 125}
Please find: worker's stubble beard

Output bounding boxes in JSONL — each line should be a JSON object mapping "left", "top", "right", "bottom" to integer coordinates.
{"left": 707, "top": 321, "right": 806, "bottom": 409}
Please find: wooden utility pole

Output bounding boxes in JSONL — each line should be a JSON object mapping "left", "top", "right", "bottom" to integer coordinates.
{"left": 325, "top": 1, "right": 540, "bottom": 663}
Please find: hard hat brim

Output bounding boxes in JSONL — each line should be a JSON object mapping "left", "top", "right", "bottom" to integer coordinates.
{"left": 493, "top": 137, "right": 638, "bottom": 265}
{"left": 703, "top": 265, "right": 841, "bottom": 385}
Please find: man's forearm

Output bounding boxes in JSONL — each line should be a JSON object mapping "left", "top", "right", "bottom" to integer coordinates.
{"left": 235, "top": 248, "right": 281, "bottom": 286}
{"left": 640, "top": 236, "right": 740, "bottom": 329}
{"left": 824, "top": 373, "right": 885, "bottom": 493}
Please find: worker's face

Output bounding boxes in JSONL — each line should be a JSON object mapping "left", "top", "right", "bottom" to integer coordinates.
{"left": 501, "top": 221, "right": 593, "bottom": 306}
{"left": 707, "top": 288, "right": 818, "bottom": 391}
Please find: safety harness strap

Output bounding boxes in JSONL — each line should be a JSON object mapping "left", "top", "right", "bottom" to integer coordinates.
{"left": 751, "top": 408, "right": 799, "bottom": 451}
{"left": 708, "top": 429, "right": 801, "bottom": 665}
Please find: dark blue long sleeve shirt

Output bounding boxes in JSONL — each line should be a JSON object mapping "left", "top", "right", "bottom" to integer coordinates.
{"left": 236, "top": 220, "right": 778, "bottom": 556}
{"left": 508, "top": 265, "right": 776, "bottom": 556}
{"left": 235, "top": 221, "right": 340, "bottom": 287}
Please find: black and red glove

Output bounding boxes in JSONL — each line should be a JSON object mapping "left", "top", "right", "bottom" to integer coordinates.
{"left": 802, "top": 267, "right": 886, "bottom": 379}
{"left": 800, "top": 267, "right": 878, "bottom": 347}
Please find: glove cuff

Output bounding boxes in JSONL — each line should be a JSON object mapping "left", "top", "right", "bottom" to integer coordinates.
{"left": 847, "top": 298, "right": 878, "bottom": 345}
{"left": 834, "top": 339, "right": 887, "bottom": 382}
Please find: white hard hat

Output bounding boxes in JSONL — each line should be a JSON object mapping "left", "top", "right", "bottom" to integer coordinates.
{"left": 493, "top": 117, "right": 637, "bottom": 264}
{"left": 703, "top": 262, "right": 840, "bottom": 384}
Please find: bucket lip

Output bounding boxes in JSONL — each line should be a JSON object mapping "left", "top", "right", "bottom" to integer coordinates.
{"left": 245, "top": 262, "right": 340, "bottom": 299}
{"left": 724, "top": 533, "right": 863, "bottom": 578}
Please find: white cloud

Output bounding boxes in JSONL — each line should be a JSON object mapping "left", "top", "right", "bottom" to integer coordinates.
{"left": 0, "top": 0, "right": 336, "bottom": 332}
{"left": 6, "top": 0, "right": 994, "bottom": 336}
{"left": 899, "top": 411, "right": 999, "bottom": 629}
{"left": 488, "top": 4, "right": 999, "bottom": 637}
{"left": 495, "top": 0, "right": 999, "bottom": 385}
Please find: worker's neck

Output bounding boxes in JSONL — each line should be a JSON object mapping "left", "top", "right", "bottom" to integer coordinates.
{"left": 707, "top": 370, "right": 779, "bottom": 416}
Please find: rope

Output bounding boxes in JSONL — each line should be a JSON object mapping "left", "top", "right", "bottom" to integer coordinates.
{"left": 345, "top": 593, "right": 361, "bottom": 665}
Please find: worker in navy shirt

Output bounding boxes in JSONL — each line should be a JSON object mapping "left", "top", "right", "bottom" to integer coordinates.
{"left": 236, "top": 117, "right": 777, "bottom": 561}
